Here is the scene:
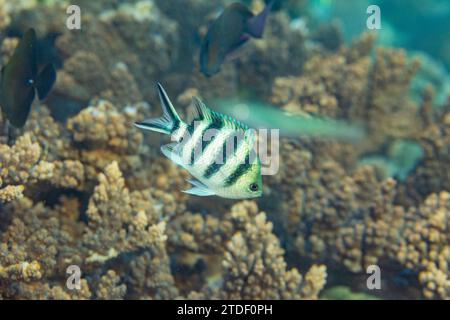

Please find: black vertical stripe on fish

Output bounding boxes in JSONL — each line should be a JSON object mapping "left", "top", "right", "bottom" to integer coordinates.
{"left": 203, "top": 136, "right": 230, "bottom": 179}
{"left": 172, "top": 123, "right": 188, "bottom": 145}
{"left": 182, "top": 123, "right": 196, "bottom": 166}
{"left": 190, "top": 138, "right": 201, "bottom": 165}
{"left": 203, "top": 128, "right": 241, "bottom": 178}
{"left": 171, "top": 119, "right": 180, "bottom": 134}
{"left": 187, "top": 123, "right": 195, "bottom": 136}
{"left": 225, "top": 129, "right": 247, "bottom": 161}
{"left": 190, "top": 122, "right": 215, "bottom": 165}
{"left": 200, "top": 120, "right": 224, "bottom": 151}
{"left": 224, "top": 153, "right": 252, "bottom": 187}
{"left": 188, "top": 122, "right": 208, "bottom": 164}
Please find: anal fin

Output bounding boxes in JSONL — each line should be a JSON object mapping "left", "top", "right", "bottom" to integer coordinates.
{"left": 161, "top": 143, "right": 187, "bottom": 169}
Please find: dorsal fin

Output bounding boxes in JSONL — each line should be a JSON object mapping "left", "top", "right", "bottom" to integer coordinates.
{"left": 190, "top": 96, "right": 211, "bottom": 122}
{"left": 189, "top": 96, "right": 250, "bottom": 131}
{"left": 214, "top": 110, "right": 249, "bottom": 131}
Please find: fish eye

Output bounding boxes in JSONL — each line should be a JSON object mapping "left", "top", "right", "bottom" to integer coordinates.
{"left": 249, "top": 183, "right": 259, "bottom": 192}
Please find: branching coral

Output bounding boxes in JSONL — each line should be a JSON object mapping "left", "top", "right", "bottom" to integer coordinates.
{"left": 217, "top": 211, "right": 326, "bottom": 299}
{"left": 398, "top": 107, "right": 450, "bottom": 205}
{"left": 0, "top": 196, "right": 73, "bottom": 290}
{"left": 0, "top": 0, "right": 449, "bottom": 301}
{"left": 267, "top": 116, "right": 447, "bottom": 299}
{"left": 0, "top": 134, "right": 41, "bottom": 203}
{"left": 83, "top": 161, "right": 168, "bottom": 260}
{"left": 14, "top": 100, "right": 149, "bottom": 193}
{"left": 395, "top": 192, "right": 449, "bottom": 299}
{"left": 0, "top": 124, "right": 86, "bottom": 201}
{"left": 0, "top": 37, "right": 18, "bottom": 68}
{"left": 272, "top": 143, "right": 402, "bottom": 273}
{"left": 271, "top": 33, "right": 422, "bottom": 151}
{"left": 0, "top": 0, "right": 11, "bottom": 31}
{"left": 68, "top": 100, "right": 143, "bottom": 153}
{"left": 0, "top": 161, "right": 180, "bottom": 299}
{"left": 271, "top": 34, "right": 374, "bottom": 118}
{"left": 168, "top": 212, "right": 234, "bottom": 254}
{"left": 66, "top": 100, "right": 145, "bottom": 183}
{"left": 95, "top": 270, "right": 127, "bottom": 300}
{"left": 171, "top": 201, "right": 327, "bottom": 300}
{"left": 0, "top": 185, "right": 24, "bottom": 203}
{"left": 54, "top": 0, "right": 178, "bottom": 107}
{"left": 263, "top": 31, "right": 448, "bottom": 299}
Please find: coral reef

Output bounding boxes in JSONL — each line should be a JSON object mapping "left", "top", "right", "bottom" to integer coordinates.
{"left": 54, "top": 0, "right": 178, "bottom": 109}
{"left": 264, "top": 32, "right": 449, "bottom": 299}
{"left": 217, "top": 211, "right": 326, "bottom": 299}
{"left": 396, "top": 192, "right": 449, "bottom": 300}
{"left": 0, "top": 134, "right": 40, "bottom": 203}
{"left": 0, "top": 0, "right": 11, "bottom": 31}
{"left": 0, "top": 0, "right": 449, "bottom": 300}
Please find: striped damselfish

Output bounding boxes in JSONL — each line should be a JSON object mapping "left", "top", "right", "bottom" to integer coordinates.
{"left": 135, "top": 83, "right": 262, "bottom": 199}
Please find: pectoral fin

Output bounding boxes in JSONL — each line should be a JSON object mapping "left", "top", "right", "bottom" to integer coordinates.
{"left": 183, "top": 187, "right": 216, "bottom": 196}
{"left": 183, "top": 179, "right": 216, "bottom": 196}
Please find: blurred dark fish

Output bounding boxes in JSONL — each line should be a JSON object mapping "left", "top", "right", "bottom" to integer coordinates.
{"left": 0, "top": 28, "right": 56, "bottom": 128}
{"left": 213, "top": 98, "right": 366, "bottom": 142}
{"left": 200, "top": 1, "right": 273, "bottom": 77}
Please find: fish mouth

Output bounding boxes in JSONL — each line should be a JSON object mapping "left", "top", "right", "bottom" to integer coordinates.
{"left": 248, "top": 192, "right": 263, "bottom": 199}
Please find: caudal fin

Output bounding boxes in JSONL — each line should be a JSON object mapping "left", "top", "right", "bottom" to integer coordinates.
{"left": 134, "top": 83, "right": 182, "bottom": 135}
{"left": 36, "top": 63, "right": 56, "bottom": 100}
{"left": 246, "top": 0, "right": 274, "bottom": 38}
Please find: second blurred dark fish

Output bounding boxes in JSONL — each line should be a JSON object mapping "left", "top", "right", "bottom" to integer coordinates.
{"left": 200, "top": 1, "right": 273, "bottom": 77}
{"left": 0, "top": 28, "right": 56, "bottom": 128}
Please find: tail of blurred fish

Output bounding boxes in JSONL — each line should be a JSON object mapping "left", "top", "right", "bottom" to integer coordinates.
{"left": 134, "top": 83, "right": 182, "bottom": 135}
{"left": 247, "top": 0, "right": 274, "bottom": 38}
